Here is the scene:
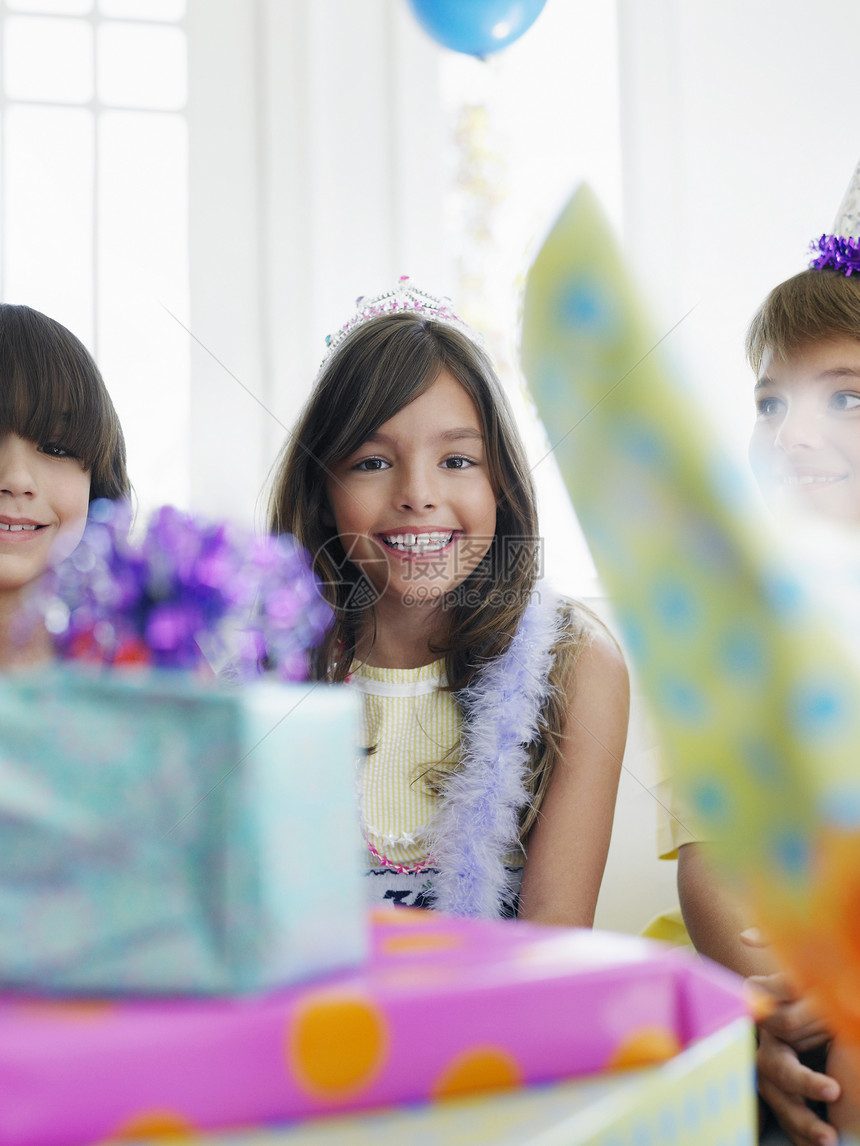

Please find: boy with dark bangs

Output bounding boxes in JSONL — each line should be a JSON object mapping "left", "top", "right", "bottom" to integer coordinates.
{"left": 0, "top": 304, "right": 129, "bottom": 669}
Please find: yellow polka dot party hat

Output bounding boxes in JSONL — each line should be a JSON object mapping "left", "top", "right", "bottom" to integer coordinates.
{"left": 520, "top": 183, "right": 860, "bottom": 1051}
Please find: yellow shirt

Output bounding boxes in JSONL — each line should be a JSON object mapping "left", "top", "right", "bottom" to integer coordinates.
{"left": 350, "top": 659, "right": 460, "bottom": 870}
{"left": 350, "top": 657, "right": 528, "bottom": 874}
{"left": 654, "top": 773, "right": 701, "bottom": 860}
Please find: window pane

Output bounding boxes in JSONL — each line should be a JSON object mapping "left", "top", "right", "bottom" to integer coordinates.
{"left": 4, "top": 105, "right": 94, "bottom": 344}
{"left": 98, "top": 111, "right": 189, "bottom": 510}
{"left": 98, "top": 0, "right": 185, "bottom": 19}
{"left": 4, "top": 16, "right": 93, "bottom": 103}
{"left": 7, "top": 0, "right": 92, "bottom": 12}
{"left": 97, "top": 22, "right": 185, "bottom": 109}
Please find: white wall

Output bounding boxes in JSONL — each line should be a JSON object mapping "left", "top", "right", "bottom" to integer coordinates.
{"left": 618, "top": 0, "right": 860, "bottom": 457}
{"left": 185, "top": 0, "right": 450, "bottom": 528}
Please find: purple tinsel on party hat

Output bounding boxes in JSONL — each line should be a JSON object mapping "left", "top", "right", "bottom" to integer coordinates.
{"left": 41, "top": 499, "right": 332, "bottom": 680}
{"left": 809, "top": 233, "right": 860, "bottom": 276}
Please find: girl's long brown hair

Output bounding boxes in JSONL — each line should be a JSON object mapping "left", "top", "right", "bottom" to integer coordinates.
{"left": 268, "top": 311, "right": 595, "bottom": 837}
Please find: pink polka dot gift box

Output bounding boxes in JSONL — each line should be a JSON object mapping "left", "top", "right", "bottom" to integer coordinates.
{"left": 0, "top": 908, "right": 753, "bottom": 1146}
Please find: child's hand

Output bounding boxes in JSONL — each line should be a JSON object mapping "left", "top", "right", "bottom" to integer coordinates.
{"left": 757, "top": 1029, "right": 839, "bottom": 1146}
{"left": 741, "top": 928, "right": 831, "bottom": 1051}
{"left": 750, "top": 971, "right": 832, "bottom": 1053}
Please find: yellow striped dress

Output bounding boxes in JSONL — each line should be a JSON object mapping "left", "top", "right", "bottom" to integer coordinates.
{"left": 348, "top": 658, "right": 524, "bottom": 910}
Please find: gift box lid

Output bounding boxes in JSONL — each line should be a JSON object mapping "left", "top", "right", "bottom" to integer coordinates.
{"left": 0, "top": 910, "right": 752, "bottom": 1146}
{"left": 0, "top": 668, "right": 367, "bottom": 996}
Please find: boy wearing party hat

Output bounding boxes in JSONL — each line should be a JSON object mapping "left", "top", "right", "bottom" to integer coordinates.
{"left": 678, "top": 163, "right": 860, "bottom": 1146}
{"left": 519, "top": 160, "right": 860, "bottom": 1146}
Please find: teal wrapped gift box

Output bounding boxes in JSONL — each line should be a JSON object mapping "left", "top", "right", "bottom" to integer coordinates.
{"left": 0, "top": 668, "right": 366, "bottom": 995}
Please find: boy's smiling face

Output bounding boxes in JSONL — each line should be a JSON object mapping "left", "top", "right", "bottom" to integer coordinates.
{"left": 0, "top": 431, "right": 91, "bottom": 599}
{"left": 749, "top": 337, "right": 860, "bottom": 524}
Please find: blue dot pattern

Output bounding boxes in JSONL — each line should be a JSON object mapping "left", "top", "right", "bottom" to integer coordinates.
{"left": 521, "top": 183, "right": 860, "bottom": 940}
{"left": 791, "top": 683, "right": 846, "bottom": 740}
{"left": 691, "top": 780, "right": 729, "bottom": 826}
{"left": 655, "top": 583, "right": 699, "bottom": 632}
{"left": 820, "top": 788, "right": 860, "bottom": 829}
{"left": 557, "top": 275, "right": 615, "bottom": 338}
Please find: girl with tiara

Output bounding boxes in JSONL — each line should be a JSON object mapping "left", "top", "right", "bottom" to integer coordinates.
{"left": 0, "top": 303, "right": 128, "bottom": 669}
{"left": 676, "top": 166, "right": 860, "bottom": 1144}
{"left": 268, "top": 280, "right": 629, "bottom": 925}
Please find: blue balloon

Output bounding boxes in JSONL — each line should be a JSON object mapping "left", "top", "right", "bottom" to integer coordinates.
{"left": 407, "top": 0, "right": 548, "bottom": 57}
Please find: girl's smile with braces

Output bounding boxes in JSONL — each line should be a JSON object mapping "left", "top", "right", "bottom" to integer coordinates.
{"left": 379, "top": 530, "right": 455, "bottom": 553}
{"left": 326, "top": 369, "right": 498, "bottom": 604}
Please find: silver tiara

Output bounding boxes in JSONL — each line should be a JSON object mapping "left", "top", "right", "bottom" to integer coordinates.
{"left": 322, "top": 276, "right": 474, "bottom": 361}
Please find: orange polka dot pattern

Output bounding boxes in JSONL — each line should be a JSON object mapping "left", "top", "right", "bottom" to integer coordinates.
{"left": 0, "top": 909, "right": 749, "bottom": 1144}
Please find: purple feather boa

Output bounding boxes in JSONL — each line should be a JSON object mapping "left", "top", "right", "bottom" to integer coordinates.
{"left": 428, "top": 591, "right": 564, "bottom": 917}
